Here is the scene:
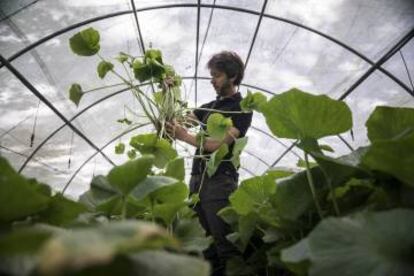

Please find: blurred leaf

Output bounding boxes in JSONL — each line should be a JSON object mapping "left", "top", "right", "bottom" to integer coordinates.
{"left": 152, "top": 202, "right": 186, "bottom": 226}
{"left": 366, "top": 106, "right": 414, "bottom": 142}
{"left": 231, "top": 137, "right": 248, "bottom": 168}
{"left": 238, "top": 213, "right": 258, "bottom": 251}
{"left": 79, "top": 175, "right": 119, "bottom": 209}
{"left": 37, "top": 220, "right": 178, "bottom": 275}
{"left": 115, "top": 142, "right": 125, "bottom": 154}
{"left": 0, "top": 157, "right": 50, "bottom": 223}
{"left": 132, "top": 59, "right": 152, "bottom": 82}
{"left": 279, "top": 238, "right": 310, "bottom": 275}
{"left": 206, "top": 143, "right": 229, "bottom": 177}
{"left": 362, "top": 132, "right": 414, "bottom": 187}
{"left": 319, "top": 144, "right": 334, "bottom": 152}
{"left": 130, "top": 176, "right": 186, "bottom": 204}
{"left": 38, "top": 193, "right": 88, "bottom": 226}
{"left": 115, "top": 52, "right": 129, "bottom": 63}
{"left": 107, "top": 155, "right": 154, "bottom": 195}
{"left": 174, "top": 218, "right": 211, "bottom": 253}
{"left": 69, "top": 83, "right": 83, "bottom": 107}
{"left": 297, "top": 159, "right": 317, "bottom": 169}
{"left": 130, "top": 133, "right": 177, "bottom": 168}
{"left": 127, "top": 149, "right": 137, "bottom": 160}
{"left": 240, "top": 90, "right": 267, "bottom": 112}
{"left": 69, "top": 27, "right": 100, "bottom": 56}
{"left": 164, "top": 158, "right": 185, "bottom": 181}
{"left": 117, "top": 118, "right": 132, "bottom": 125}
{"left": 144, "top": 49, "right": 163, "bottom": 63}
{"left": 261, "top": 88, "right": 352, "bottom": 139}
{"left": 97, "top": 60, "right": 114, "bottom": 79}
{"left": 206, "top": 113, "right": 233, "bottom": 140}
{"left": 307, "top": 209, "right": 414, "bottom": 276}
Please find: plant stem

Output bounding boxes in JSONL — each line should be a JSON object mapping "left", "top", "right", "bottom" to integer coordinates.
{"left": 188, "top": 107, "right": 249, "bottom": 114}
{"left": 121, "top": 196, "right": 127, "bottom": 220}
{"left": 304, "top": 152, "right": 323, "bottom": 219}
{"left": 83, "top": 82, "right": 126, "bottom": 94}
{"left": 321, "top": 169, "right": 340, "bottom": 216}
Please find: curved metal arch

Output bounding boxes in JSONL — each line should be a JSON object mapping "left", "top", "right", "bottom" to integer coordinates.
{"left": 20, "top": 76, "right": 283, "bottom": 172}
{"left": 1, "top": 3, "right": 411, "bottom": 95}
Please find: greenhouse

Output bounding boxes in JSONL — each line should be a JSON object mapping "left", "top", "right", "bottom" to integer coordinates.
{"left": 0, "top": 0, "right": 413, "bottom": 275}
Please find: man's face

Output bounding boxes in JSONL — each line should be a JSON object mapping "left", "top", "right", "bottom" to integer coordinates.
{"left": 210, "top": 68, "right": 233, "bottom": 97}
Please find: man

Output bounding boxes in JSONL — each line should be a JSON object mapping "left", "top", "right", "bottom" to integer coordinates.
{"left": 166, "top": 51, "right": 253, "bottom": 275}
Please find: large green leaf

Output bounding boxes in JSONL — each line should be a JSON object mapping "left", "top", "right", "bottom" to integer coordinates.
{"left": 69, "top": 27, "right": 100, "bottom": 56}
{"left": 124, "top": 250, "right": 210, "bottom": 276}
{"left": 231, "top": 137, "right": 248, "bottom": 168}
{"left": 362, "top": 132, "right": 414, "bottom": 186}
{"left": 130, "top": 176, "right": 185, "bottom": 203}
{"left": 206, "top": 143, "right": 229, "bottom": 177}
{"left": 37, "top": 193, "right": 88, "bottom": 226}
{"left": 152, "top": 202, "right": 186, "bottom": 225}
{"left": 0, "top": 157, "right": 50, "bottom": 223}
{"left": 261, "top": 88, "right": 352, "bottom": 139}
{"left": 37, "top": 220, "right": 178, "bottom": 275}
{"left": 130, "top": 134, "right": 177, "bottom": 168}
{"left": 164, "top": 157, "right": 185, "bottom": 181}
{"left": 206, "top": 113, "right": 233, "bottom": 140}
{"left": 307, "top": 209, "right": 414, "bottom": 276}
{"left": 132, "top": 59, "right": 152, "bottom": 82}
{"left": 174, "top": 218, "right": 211, "bottom": 253}
{"left": 366, "top": 106, "right": 414, "bottom": 142}
{"left": 270, "top": 167, "right": 326, "bottom": 221}
{"left": 107, "top": 155, "right": 154, "bottom": 195}
{"left": 79, "top": 175, "right": 119, "bottom": 209}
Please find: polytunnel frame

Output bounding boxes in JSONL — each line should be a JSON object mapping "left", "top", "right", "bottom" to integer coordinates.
{"left": 0, "top": 3, "right": 413, "bottom": 185}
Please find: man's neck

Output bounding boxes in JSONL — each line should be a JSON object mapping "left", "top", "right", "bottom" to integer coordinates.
{"left": 219, "top": 88, "right": 237, "bottom": 99}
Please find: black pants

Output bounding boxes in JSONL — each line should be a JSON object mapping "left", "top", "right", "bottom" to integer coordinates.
{"left": 190, "top": 172, "right": 241, "bottom": 276}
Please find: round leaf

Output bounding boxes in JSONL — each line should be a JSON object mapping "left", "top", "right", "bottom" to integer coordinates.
{"left": 69, "top": 27, "right": 100, "bottom": 56}
{"left": 69, "top": 83, "right": 83, "bottom": 107}
{"left": 206, "top": 113, "right": 233, "bottom": 140}
{"left": 366, "top": 106, "right": 414, "bottom": 142}
{"left": 261, "top": 88, "right": 352, "bottom": 139}
{"left": 307, "top": 209, "right": 414, "bottom": 276}
{"left": 97, "top": 60, "right": 114, "bottom": 79}
{"left": 107, "top": 155, "right": 154, "bottom": 195}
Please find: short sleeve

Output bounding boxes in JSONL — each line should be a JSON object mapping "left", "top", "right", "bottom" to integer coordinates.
{"left": 230, "top": 111, "right": 253, "bottom": 137}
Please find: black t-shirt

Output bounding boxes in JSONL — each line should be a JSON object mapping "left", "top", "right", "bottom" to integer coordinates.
{"left": 191, "top": 92, "right": 253, "bottom": 177}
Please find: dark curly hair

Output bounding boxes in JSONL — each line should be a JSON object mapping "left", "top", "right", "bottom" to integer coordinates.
{"left": 207, "top": 51, "right": 245, "bottom": 86}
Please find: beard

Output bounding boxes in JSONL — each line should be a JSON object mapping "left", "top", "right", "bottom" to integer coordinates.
{"left": 216, "top": 78, "right": 233, "bottom": 97}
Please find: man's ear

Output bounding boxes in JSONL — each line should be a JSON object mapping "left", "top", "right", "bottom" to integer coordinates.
{"left": 229, "top": 75, "right": 237, "bottom": 85}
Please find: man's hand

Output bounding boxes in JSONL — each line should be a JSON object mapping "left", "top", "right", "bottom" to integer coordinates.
{"left": 165, "top": 120, "right": 188, "bottom": 141}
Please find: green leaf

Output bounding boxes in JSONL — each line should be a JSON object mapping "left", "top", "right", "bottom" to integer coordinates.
{"left": 362, "top": 132, "right": 414, "bottom": 186}
{"left": 79, "top": 175, "right": 119, "bottom": 209}
{"left": 366, "top": 106, "right": 414, "bottom": 142}
{"left": 206, "top": 143, "right": 229, "bottom": 177}
{"left": 307, "top": 209, "right": 414, "bottom": 276}
{"left": 115, "top": 142, "right": 125, "bottom": 154}
{"left": 124, "top": 250, "right": 210, "bottom": 276}
{"left": 107, "top": 155, "right": 154, "bottom": 195}
{"left": 319, "top": 144, "right": 334, "bottom": 152}
{"left": 229, "top": 170, "right": 287, "bottom": 216}
{"left": 231, "top": 137, "right": 248, "bottom": 168}
{"left": 238, "top": 212, "right": 258, "bottom": 251}
{"left": 130, "top": 176, "right": 186, "bottom": 204}
{"left": 144, "top": 49, "right": 163, "bottom": 64}
{"left": 69, "top": 83, "right": 83, "bottom": 107}
{"left": 132, "top": 59, "right": 152, "bottom": 82}
{"left": 174, "top": 218, "right": 212, "bottom": 253}
{"left": 152, "top": 202, "right": 186, "bottom": 226}
{"left": 37, "top": 194, "right": 88, "bottom": 226}
{"left": 280, "top": 238, "right": 311, "bottom": 275}
{"left": 115, "top": 52, "right": 129, "bottom": 63}
{"left": 164, "top": 158, "right": 185, "bottom": 181}
{"left": 130, "top": 133, "right": 177, "bottom": 168}
{"left": 97, "top": 60, "right": 114, "bottom": 79}
{"left": 261, "top": 88, "right": 352, "bottom": 139}
{"left": 117, "top": 118, "right": 132, "bottom": 125}
{"left": 37, "top": 220, "right": 178, "bottom": 275}
{"left": 127, "top": 149, "right": 137, "bottom": 160}
{"left": 69, "top": 27, "right": 100, "bottom": 56}
{"left": 297, "top": 158, "right": 317, "bottom": 169}
{"left": 240, "top": 90, "right": 267, "bottom": 112}
{"left": 206, "top": 113, "right": 233, "bottom": 140}
{"left": 0, "top": 157, "right": 50, "bottom": 223}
